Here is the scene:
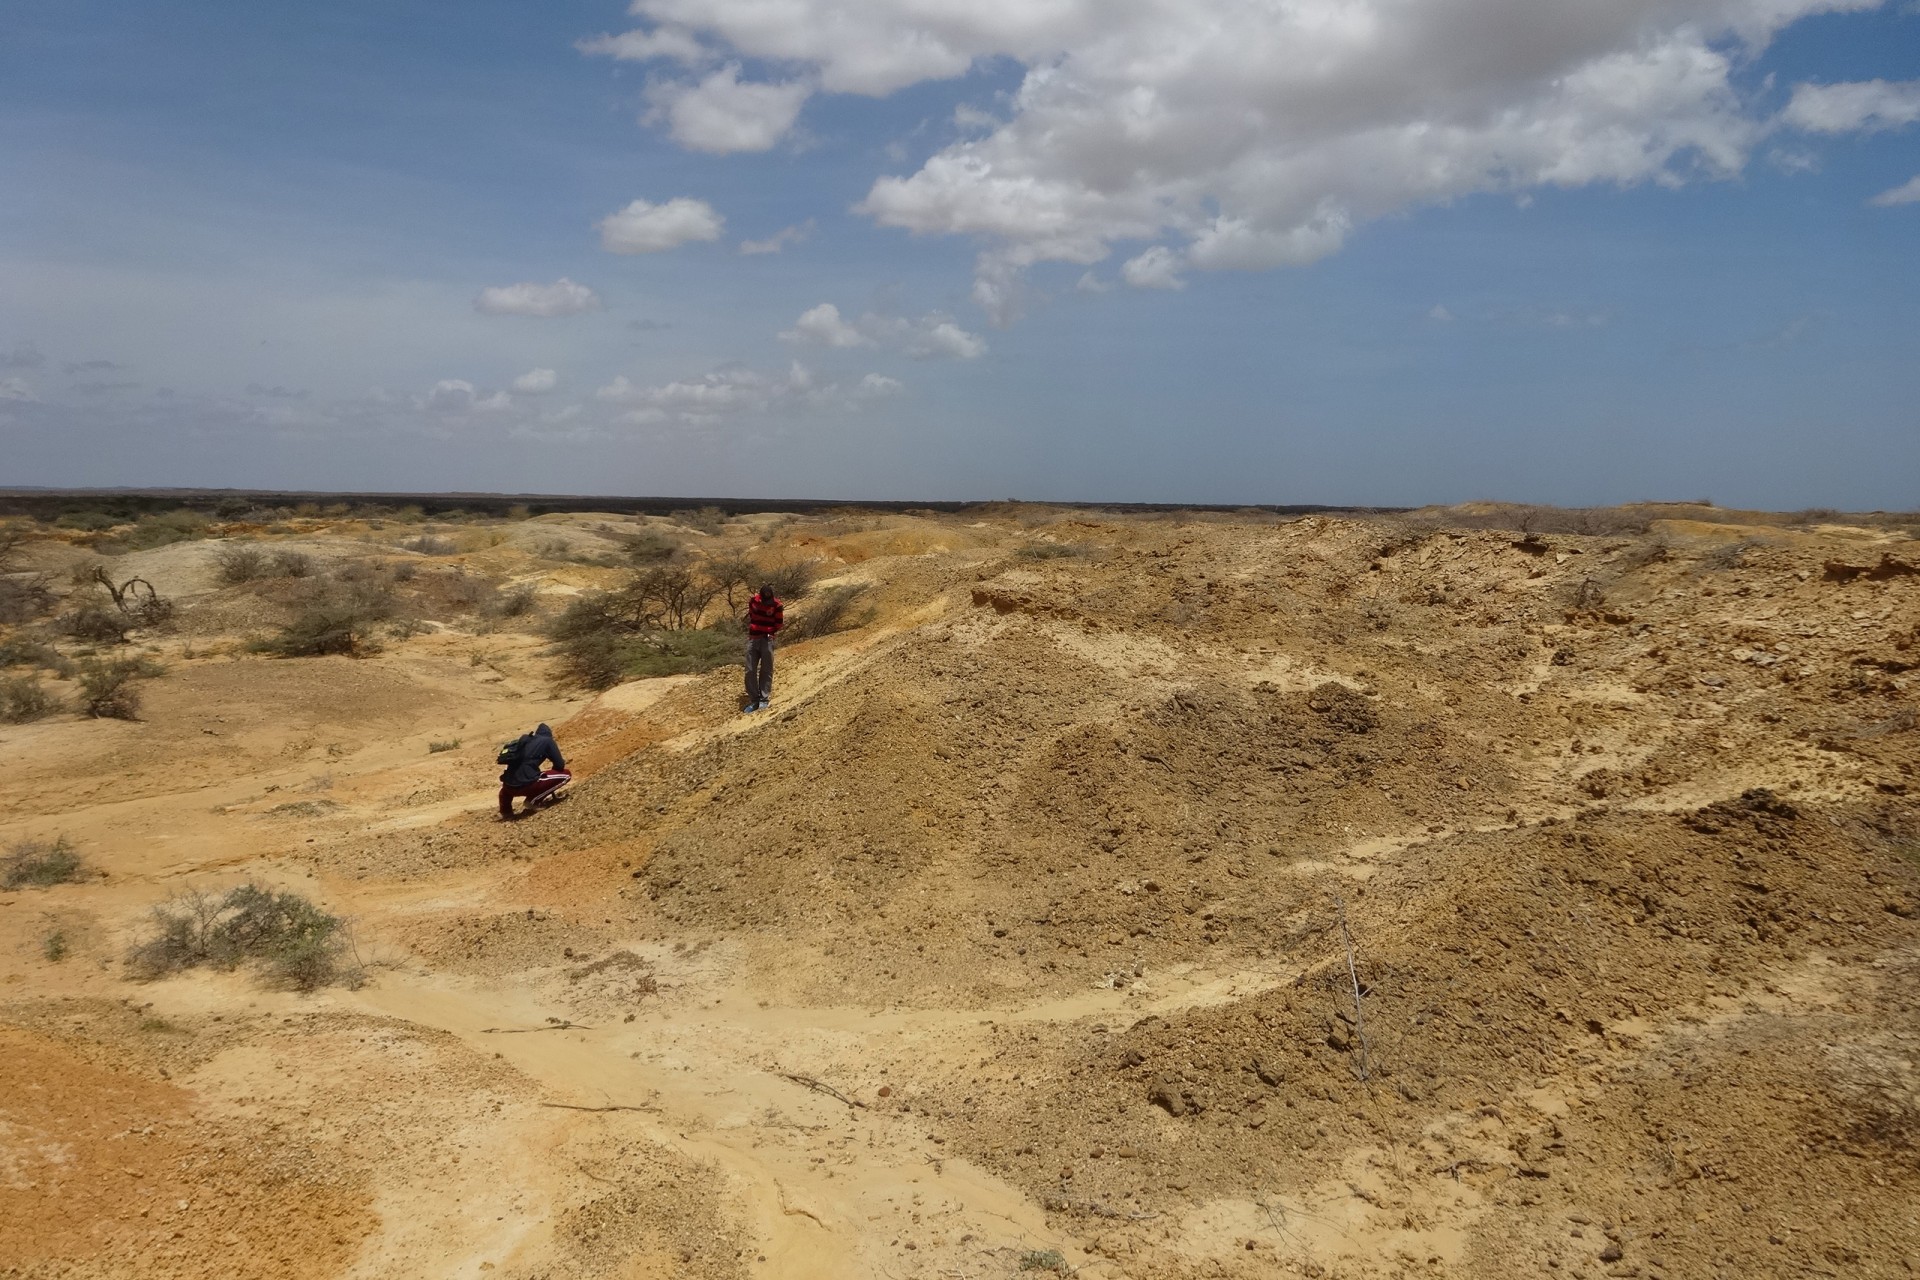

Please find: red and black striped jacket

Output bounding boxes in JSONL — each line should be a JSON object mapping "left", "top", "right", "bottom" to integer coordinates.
{"left": 747, "top": 593, "right": 784, "bottom": 637}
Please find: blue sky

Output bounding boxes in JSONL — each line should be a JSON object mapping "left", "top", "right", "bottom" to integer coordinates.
{"left": 2, "top": 0, "right": 1916, "bottom": 507}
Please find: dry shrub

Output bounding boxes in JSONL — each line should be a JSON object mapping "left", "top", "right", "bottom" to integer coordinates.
{"left": 59, "top": 599, "right": 132, "bottom": 644}
{"left": 785, "top": 582, "right": 873, "bottom": 641}
{"left": 76, "top": 655, "right": 159, "bottom": 719}
{"left": 0, "top": 673, "right": 58, "bottom": 723}
{"left": 0, "top": 633, "right": 65, "bottom": 671}
{"left": 0, "top": 530, "right": 55, "bottom": 623}
{"left": 2, "top": 836, "right": 84, "bottom": 889}
{"left": 257, "top": 576, "right": 399, "bottom": 656}
{"left": 127, "top": 882, "right": 360, "bottom": 991}
{"left": 214, "top": 544, "right": 270, "bottom": 583}
{"left": 403, "top": 534, "right": 458, "bottom": 556}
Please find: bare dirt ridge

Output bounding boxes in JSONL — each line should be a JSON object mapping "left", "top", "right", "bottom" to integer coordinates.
{"left": 3, "top": 502, "right": 1917, "bottom": 1279}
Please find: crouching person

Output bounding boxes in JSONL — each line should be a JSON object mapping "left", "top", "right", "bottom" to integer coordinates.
{"left": 497, "top": 722, "right": 571, "bottom": 820}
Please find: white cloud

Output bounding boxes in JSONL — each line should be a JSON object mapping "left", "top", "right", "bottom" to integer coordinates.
{"left": 595, "top": 360, "right": 901, "bottom": 424}
{"left": 1075, "top": 271, "right": 1112, "bottom": 293}
{"left": 1780, "top": 79, "right": 1920, "bottom": 133}
{"left": 739, "top": 219, "right": 816, "bottom": 254}
{"left": 905, "top": 319, "right": 987, "bottom": 359}
{"left": 577, "top": 25, "right": 706, "bottom": 63}
{"left": 474, "top": 278, "right": 601, "bottom": 317}
{"left": 616, "top": 0, "right": 1884, "bottom": 317}
{"left": 512, "top": 368, "right": 558, "bottom": 394}
{"left": 647, "top": 65, "right": 811, "bottom": 154}
{"left": 781, "top": 303, "right": 873, "bottom": 348}
{"left": 1766, "top": 146, "right": 1822, "bottom": 173}
{"left": 0, "top": 376, "right": 37, "bottom": 402}
{"left": 1121, "top": 246, "right": 1186, "bottom": 291}
{"left": 1428, "top": 304, "right": 1456, "bottom": 322}
{"left": 780, "top": 304, "right": 988, "bottom": 358}
{"left": 424, "top": 379, "right": 512, "bottom": 413}
{"left": 1869, "top": 174, "right": 1920, "bottom": 206}
{"left": 598, "top": 197, "right": 725, "bottom": 254}
{"left": 426, "top": 379, "right": 477, "bottom": 410}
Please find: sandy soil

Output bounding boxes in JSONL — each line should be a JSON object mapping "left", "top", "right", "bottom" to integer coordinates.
{"left": 3, "top": 504, "right": 1917, "bottom": 1279}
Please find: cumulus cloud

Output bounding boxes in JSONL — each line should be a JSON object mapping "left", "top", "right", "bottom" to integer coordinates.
{"left": 739, "top": 219, "right": 816, "bottom": 254}
{"left": 780, "top": 304, "right": 987, "bottom": 358}
{"left": 475, "top": 278, "right": 601, "bottom": 317}
{"left": 781, "top": 303, "right": 873, "bottom": 348}
{"left": 596, "top": 360, "right": 901, "bottom": 424}
{"left": 512, "top": 368, "right": 558, "bottom": 394}
{"left": 1780, "top": 79, "right": 1920, "bottom": 133}
{"left": 598, "top": 197, "right": 725, "bottom": 253}
{"left": 646, "top": 65, "right": 811, "bottom": 153}
{"left": 424, "top": 380, "right": 512, "bottom": 413}
{"left": 577, "top": 25, "right": 706, "bottom": 63}
{"left": 1121, "top": 247, "right": 1185, "bottom": 291}
{"left": 905, "top": 320, "right": 987, "bottom": 359}
{"left": 1869, "top": 174, "right": 1920, "bottom": 206}
{"left": 607, "top": 0, "right": 1887, "bottom": 322}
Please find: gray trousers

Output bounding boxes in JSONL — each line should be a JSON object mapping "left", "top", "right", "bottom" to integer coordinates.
{"left": 745, "top": 634, "right": 775, "bottom": 703}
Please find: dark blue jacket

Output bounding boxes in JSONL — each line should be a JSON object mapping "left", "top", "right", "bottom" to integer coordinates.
{"left": 501, "top": 723, "right": 565, "bottom": 786}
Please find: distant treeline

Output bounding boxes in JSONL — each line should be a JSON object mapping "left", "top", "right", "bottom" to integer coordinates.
{"left": 0, "top": 488, "right": 1390, "bottom": 522}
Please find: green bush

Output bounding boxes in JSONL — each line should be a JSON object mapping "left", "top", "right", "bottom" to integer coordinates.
{"left": 2, "top": 836, "right": 84, "bottom": 889}
{"left": 0, "top": 673, "right": 58, "bottom": 723}
{"left": 127, "top": 882, "right": 359, "bottom": 991}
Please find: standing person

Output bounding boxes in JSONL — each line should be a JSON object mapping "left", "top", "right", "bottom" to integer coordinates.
{"left": 497, "top": 722, "right": 570, "bottom": 819}
{"left": 744, "top": 583, "right": 784, "bottom": 712}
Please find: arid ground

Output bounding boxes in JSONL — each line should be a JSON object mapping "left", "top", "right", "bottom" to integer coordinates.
{"left": 3, "top": 500, "right": 1917, "bottom": 1280}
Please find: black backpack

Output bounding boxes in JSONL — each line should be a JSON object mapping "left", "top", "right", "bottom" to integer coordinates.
{"left": 495, "top": 734, "right": 533, "bottom": 768}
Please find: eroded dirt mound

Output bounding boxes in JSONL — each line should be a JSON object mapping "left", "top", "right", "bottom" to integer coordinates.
{"left": 4, "top": 505, "right": 1917, "bottom": 1280}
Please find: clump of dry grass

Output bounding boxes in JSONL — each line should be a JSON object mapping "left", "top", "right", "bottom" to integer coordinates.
{"left": 127, "top": 882, "right": 362, "bottom": 991}
{"left": 1, "top": 836, "right": 84, "bottom": 889}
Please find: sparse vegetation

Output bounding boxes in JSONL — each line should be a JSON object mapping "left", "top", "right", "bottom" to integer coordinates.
{"left": 75, "top": 655, "right": 159, "bottom": 719}
{"left": 428, "top": 739, "right": 461, "bottom": 753}
{"left": 2, "top": 836, "right": 84, "bottom": 889}
{"left": 1019, "top": 1249, "right": 1068, "bottom": 1273}
{"left": 0, "top": 528, "right": 56, "bottom": 623}
{"left": 215, "top": 543, "right": 271, "bottom": 582}
{"left": 620, "top": 531, "right": 682, "bottom": 564}
{"left": 403, "top": 534, "right": 459, "bottom": 556}
{"left": 1015, "top": 541, "right": 1087, "bottom": 559}
{"left": 0, "top": 673, "right": 59, "bottom": 722}
{"left": 127, "top": 882, "right": 361, "bottom": 991}
{"left": 92, "top": 509, "right": 213, "bottom": 553}
{"left": 785, "top": 582, "right": 873, "bottom": 640}
{"left": 0, "top": 632, "right": 65, "bottom": 670}
{"left": 42, "top": 929, "right": 70, "bottom": 961}
{"left": 256, "top": 575, "right": 400, "bottom": 656}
